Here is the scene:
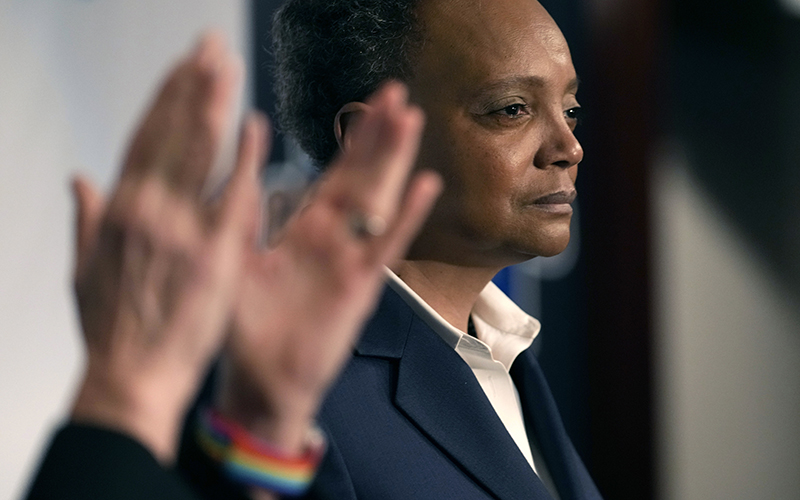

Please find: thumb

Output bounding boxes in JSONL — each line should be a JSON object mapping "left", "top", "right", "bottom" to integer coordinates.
{"left": 72, "top": 175, "right": 105, "bottom": 280}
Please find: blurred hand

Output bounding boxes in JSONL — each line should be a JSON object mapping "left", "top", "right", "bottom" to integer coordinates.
{"left": 69, "top": 33, "right": 267, "bottom": 463}
{"left": 218, "top": 83, "right": 442, "bottom": 452}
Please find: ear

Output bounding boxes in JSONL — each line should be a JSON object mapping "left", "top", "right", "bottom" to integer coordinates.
{"left": 334, "top": 102, "right": 371, "bottom": 152}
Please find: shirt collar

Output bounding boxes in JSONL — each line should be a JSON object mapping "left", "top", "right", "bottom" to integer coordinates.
{"left": 385, "top": 269, "right": 540, "bottom": 371}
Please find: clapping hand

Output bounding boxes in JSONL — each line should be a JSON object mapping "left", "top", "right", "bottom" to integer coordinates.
{"left": 218, "top": 84, "right": 442, "bottom": 452}
{"left": 70, "top": 33, "right": 266, "bottom": 462}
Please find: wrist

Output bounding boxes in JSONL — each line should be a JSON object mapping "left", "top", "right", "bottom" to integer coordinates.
{"left": 214, "top": 360, "right": 323, "bottom": 454}
{"left": 214, "top": 397, "right": 319, "bottom": 454}
{"left": 196, "top": 407, "right": 326, "bottom": 496}
{"left": 70, "top": 361, "right": 194, "bottom": 463}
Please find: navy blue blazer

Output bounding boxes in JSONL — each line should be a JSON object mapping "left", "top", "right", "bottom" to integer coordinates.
{"left": 305, "top": 286, "right": 603, "bottom": 500}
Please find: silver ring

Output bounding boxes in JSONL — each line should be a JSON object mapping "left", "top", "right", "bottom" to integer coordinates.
{"left": 347, "top": 211, "right": 387, "bottom": 239}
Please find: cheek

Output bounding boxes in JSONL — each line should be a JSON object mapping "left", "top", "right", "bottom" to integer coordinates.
{"left": 469, "top": 151, "right": 523, "bottom": 207}
{"left": 417, "top": 118, "right": 537, "bottom": 234}
{"left": 449, "top": 138, "right": 533, "bottom": 237}
{"left": 460, "top": 135, "right": 532, "bottom": 205}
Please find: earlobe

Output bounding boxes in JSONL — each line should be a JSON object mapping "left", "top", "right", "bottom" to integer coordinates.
{"left": 334, "top": 102, "right": 371, "bottom": 152}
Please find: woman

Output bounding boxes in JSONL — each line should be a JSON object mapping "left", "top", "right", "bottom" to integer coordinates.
{"left": 201, "top": 0, "right": 603, "bottom": 499}
{"left": 25, "top": 33, "right": 441, "bottom": 499}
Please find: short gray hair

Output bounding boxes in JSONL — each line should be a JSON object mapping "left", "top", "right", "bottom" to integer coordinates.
{"left": 272, "top": 0, "right": 424, "bottom": 167}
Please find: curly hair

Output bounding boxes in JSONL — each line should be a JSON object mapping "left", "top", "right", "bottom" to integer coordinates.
{"left": 272, "top": 0, "right": 424, "bottom": 167}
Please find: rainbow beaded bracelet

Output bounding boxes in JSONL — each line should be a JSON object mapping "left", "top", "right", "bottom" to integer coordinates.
{"left": 196, "top": 408, "right": 326, "bottom": 496}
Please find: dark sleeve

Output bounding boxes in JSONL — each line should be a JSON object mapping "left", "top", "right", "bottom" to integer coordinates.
{"left": 25, "top": 423, "right": 199, "bottom": 500}
{"left": 177, "top": 405, "right": 355, "bottom": 500}
{"left": 176, "top": 416, "right": 251, "bottom": 500}
{"left": 176, "top": 366, "right": 355, "bottom": 500}
{"left": 176, "top": 367, "right": 251, "bottom": 500}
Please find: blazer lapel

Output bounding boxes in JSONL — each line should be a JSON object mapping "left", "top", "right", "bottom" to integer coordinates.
{"left": 390, "top": 308, "right": 554, "bottom": 500}
{"left": 511, "top": 350, "right": 603, "bottom": 500}
{"left": 354, "top": 287, "right": 601, "bottom": 500}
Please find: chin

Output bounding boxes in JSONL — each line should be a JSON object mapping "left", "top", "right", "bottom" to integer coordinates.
{"left": 519, "top": 227, "right": 571, "bottom": 258}
{"left": 534, "top": 242, "right": 568, "bottom": 258}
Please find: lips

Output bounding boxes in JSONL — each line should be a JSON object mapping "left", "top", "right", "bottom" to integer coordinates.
{"left": 533, "top": 189, "right": 577, "bottom": 205}
{"left": 529, "top": 189, "right": 576, "bottom": 214}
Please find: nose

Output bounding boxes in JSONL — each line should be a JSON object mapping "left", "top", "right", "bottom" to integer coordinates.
{"left": 533, "top": 112, "right": 584, "bottom": 169}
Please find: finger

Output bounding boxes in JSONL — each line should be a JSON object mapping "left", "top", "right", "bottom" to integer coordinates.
{"left": 121, "top": 32, "right": 243, "bottom": 198}
{"left": 320, "top": 82, "right": 424, "bottom": 218}
{"left": 165, "top": 32, "right": 243, "bottom": 195}
{"left": 370, "top": 170, "right": 442, "bottom": 266}
{"left": 217, "top": 112, "right": 270, "bottom": 248}
{"left": 72, "top": 175, "right": 106, "bottom": 280}
{"left": 121, "top": 40, "right": 203, "bottom": 178}
{"left": 357, "top": 82, "right": 425, "bottom": 206}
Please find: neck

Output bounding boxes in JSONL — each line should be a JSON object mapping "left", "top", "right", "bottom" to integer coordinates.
{"left": 390, "top": 260, "right": 501, "bottom": 332}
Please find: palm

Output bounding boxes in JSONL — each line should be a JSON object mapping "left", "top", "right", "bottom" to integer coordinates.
{"left": 235, "top": 196, "right": 388, "bottom": 409}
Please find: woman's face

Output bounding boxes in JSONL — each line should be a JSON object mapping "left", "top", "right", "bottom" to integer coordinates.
{"left": 407, "top": 0, "right": 583, "bottom": 268}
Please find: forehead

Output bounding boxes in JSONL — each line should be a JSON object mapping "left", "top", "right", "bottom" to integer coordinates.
{"left": 413, "top": 0, "right": 574, "bottom": 94}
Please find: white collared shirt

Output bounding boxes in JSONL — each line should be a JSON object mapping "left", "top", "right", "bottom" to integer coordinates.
{"left": 385, "top": 270, "right": 560, "bottom": 498}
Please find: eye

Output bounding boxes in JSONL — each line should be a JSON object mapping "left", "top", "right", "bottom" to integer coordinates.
{"left": 565, "top": 106, "right": 584, "bottom": 126}
{"left": 487, "top": 102, "right": 531, "bottom": 122}
{"left": 497, "top": 103, "right": 528, "bottom": 118}
{"left": 503, "top": 104, "right": 524, "bottom": 116}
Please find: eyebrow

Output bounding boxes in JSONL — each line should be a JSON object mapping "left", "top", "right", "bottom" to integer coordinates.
{"left": 470, "top": 75, "right": 581, "bottom": 100}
